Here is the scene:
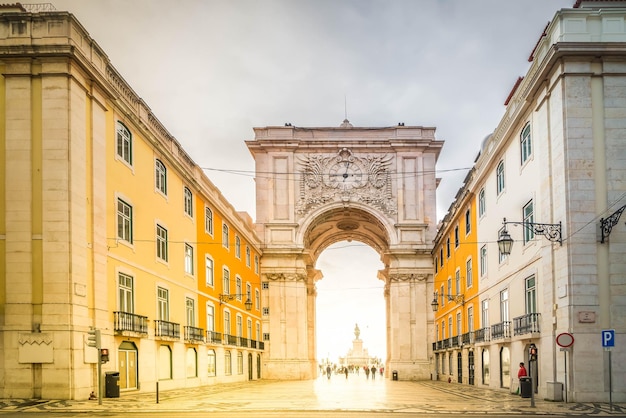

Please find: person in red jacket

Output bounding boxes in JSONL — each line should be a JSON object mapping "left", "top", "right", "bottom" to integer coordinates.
{"left": 518, "top": 362, "right": 527, "bottom": 379}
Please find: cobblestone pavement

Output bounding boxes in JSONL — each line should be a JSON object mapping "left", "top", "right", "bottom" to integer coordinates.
{"left": 0, "top": 375, "right": 623, "bottom": 415}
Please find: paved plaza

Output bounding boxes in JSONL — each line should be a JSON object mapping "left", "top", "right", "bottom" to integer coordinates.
{"left": 0, "top": 374, "right": 623, "bottom": 416}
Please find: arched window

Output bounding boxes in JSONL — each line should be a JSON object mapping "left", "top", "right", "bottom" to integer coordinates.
{"left": 186, "top": 347, "right": 197, "bottom": 378}
{"left": 520, "top": 123, "right": 532, "bottom": 164}
{"left": 116, "top": 122, "right": 132, "bottom": 165}
{"left": 155, "top": 159, "right": 167, "bottom": 195}
{"left": 207, "top": 349, "right": 216, "bottom": 376}
{"left": 205, "top": 207, "right": 213, "bottom": 234}
{"left": 496, "top": 160, "right": 505, "bottom": 195}
{"left": 225, "top": 351, "right": 232, "bottom": 375}
{"left": 482, "top": 349, "right": 490, "bottom": 385}
{"left": 500, "top": 347, "right": 510, "bottom": 388}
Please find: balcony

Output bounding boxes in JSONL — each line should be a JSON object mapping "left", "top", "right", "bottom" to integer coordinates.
{"left": 451, "top": 336, "right": 460, "bottom": 348}
{"left": 155, "top": 320, "right": 180, "bottom": 339}
{"left": 474, "top": 327, "right": 490, "bottom": 343}
{"left": 184, "top": 326, "right": 205, "bottom": 343}
{"left": 491, "top": 321, "right": 511, "bottom": 340}
{"left": 513, "top": 313, "right": 541, "bottom": 336}
{"left": 225, "top": 334, "right": 238, "bottom": 346}
{"left": 206, "top": 331, "right": 223, "bottom": 345}
{"left": 461, "top": 332, "right": 473, "bottom": 346}
{"left": 238, "top": 337, "right": 251, "bottom": 348}
{"left": 114, "top": 311, "right": 148, "bottom": 336}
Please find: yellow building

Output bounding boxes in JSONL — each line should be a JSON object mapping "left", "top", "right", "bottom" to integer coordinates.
{"left": 432, "top": 170, "right": 479, "bottom": 384}
{"left": 0, "top": 5, "right": 262, "bottom": 399}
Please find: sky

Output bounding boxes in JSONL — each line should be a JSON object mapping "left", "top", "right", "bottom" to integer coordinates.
{"left": 50, "top": 0, "right": 575, "bottom": 362}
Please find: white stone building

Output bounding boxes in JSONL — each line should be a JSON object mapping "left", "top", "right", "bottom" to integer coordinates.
{"left": 456, "top": 0, "right": 625, "bottom": 402}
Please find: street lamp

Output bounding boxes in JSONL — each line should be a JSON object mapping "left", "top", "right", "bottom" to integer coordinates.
{"left": 219, "top": 294, "right": 253, "bottom": 311}
{"left": 497, "top": 217, "right": 562, "bottom": 256}
{"left": 431, "top": 292, "right": 465, "bottom": 312}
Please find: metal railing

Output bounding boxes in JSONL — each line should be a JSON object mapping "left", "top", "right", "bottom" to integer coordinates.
{"left": 114, "top": 311, "right": 148, "bottom": 335}
{"left": 474, "top": 327, "right": 490, "bottom": 343}
{"left": 206, "top": 331, "right": 223, "bottom": 344}
{"left": 461, "top": 332, "right": 473, "bottom": 345}
{"left": 491, "top": 321, "right": 511, "bottom": 339}
{"left": 184, "top": 326, "right": 205, "bottom": 342}
{"left": 155, "top": 320, "right": 180, "bottom": 339}
{"left": 225, "top": 334, "right": 238, "bottom": 345}
{"left": 513, "top": 313, "right": 541, "bottom": 336}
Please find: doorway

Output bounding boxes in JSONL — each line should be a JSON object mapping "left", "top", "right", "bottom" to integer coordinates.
{"left": 248, "top": 353, "right": 253, "bottom": 380}
{"left": 118, "top": 341, "right": 138, "bottom": 390}
{"left": 457, "top": 352, "right": 463, "bottom": 383}
{"left": 468, "top": 350, "right": 475, "bottom": 385}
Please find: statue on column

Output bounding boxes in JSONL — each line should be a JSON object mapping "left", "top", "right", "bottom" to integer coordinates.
{"left": 354, "top": 323, "right": 360, "bottom": 340}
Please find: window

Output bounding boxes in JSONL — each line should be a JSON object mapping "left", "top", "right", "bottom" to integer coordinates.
{"left": 434, "top": 257, "right": 438, "bottom": 273}
{"left": 454, "top": 226, "right": 459, "bottom": 248}
{"left": 156, "top": 225, "right": 168, "bottom": 262}
{"left": 186, "top": 297, "right": 195, "bottom": 326}
{"left": 246, "top": 246, "right": 251, "bottom": 267}
{"left": 184, "top": 187, "right": 193, "bottom": 217}
{"left": 184, "top": 244, "right": 194, "bottom": 275}
{"left": 498, "top": 226, "right": 508, "bottom": 263}
{"left": 206, "top": 305, "right": 214, "bottom": 332}
{"left": 246, "top": 283, "right": 252, "bottom": 302}
{"left": 525, "top": 275, "right": 537, "bottom": 314}
{"left": 440, "top": 285, "right": 445, "bottom": 308}
{"left": 456, "top": 312, "right": 462, "bottom": 336}
{"left": 235, "top": 236, "right": 241, "bottom": 259}
{"left": 262, "top": 307, "right": 269, "bottom": 316}
{"left": 236, "top": 315, "right": 243, "bottom": 337}
{"left": 496, "top": 160, "right": 505, "bottom": 195}
{"left": 465, "top": 209, "right": 471, "bottom": 234}
{"left": 439, "top": 248, "right": 443, "bottom": 267}
{"left": 256, "top": 323, "right": 261, "bottom": 341}
{"left": 480, "top": 245, "right": 487, "bottom": 277}
{"left": 159, "top": 345, "right": 172, "bottom": 380}
{"left": 446, "top": 237, "right": 450, "bottom": 258}
{"left": 118, "top": 272, "right": 133, "bottom": 313}
{"left": 262, "top": 282, "right": 269, "bottom": 290}
{"left": 263, "top": 333, "right": 270, "bottom": 341}
{"left": 500, "top": 289, "right": 509, "bottom": 322}
{"left": 117, "top": 198, "right": 133, "bottom": 243}
{"left": 205, "top": 256, "right": 214, "bottom": 287}
{"left": 225, "top": 351, "right": 232, "bottom": 375}
{"left": 466, "top": 258, "right": 473, "bottom": 288}
{"left": 255, "top": 289, "right": 260, "bottom": 310}
{"left": 116, "top": 122, "right": 132, "bottom": 165}
{"left": 155, "top": 159, "right": 167, "bottom": 195}
{"left": 448, "top": 317, "right": 453, "bottom": 340}
{"left": 247, "top": 319, "right": 252, "bottom": 339}
{"left": 205, "top": 207, "right": 213, "bottom": 235}
{"left": 254, "top": 255, "right": 259, "bottom": 274}
{"left": 224, "top": 311, "right": 231, "bottom": 335}
{"left": 520, "top": 123, "right": 532, "bottom": 164}
{"left": 523, "top": 200, "right": 534, "bottom": 244}
{"left": 222, "top": 223, "right": 229, "bottom": 249}
{"left": 223, "top": 268, "right": 230, "bottom": 295}
{"left": 207, "top": 350, "right": 216, "bottom": 376}
{"left": 237, "top": 351, "right": 243, "bottom": 374}
{"left": 481, "top": 299, "right": 489, "bottom": 328}
{"left": 478, "top": 188, "right": 486, "bottom": 217}
{"left": 157, "top": 287, "right": 169, "bottom": 321}
{"left": 467, "top": 306, "right": 474, "bottom": 332}
{"left": 455, "top": 269, "right": 461, "bottom": 295}
{"left": 235, "top": 276, "right": 242, "bottom": 300}
{"left": 447, "top": 278, "right": 452, "bottom": 300}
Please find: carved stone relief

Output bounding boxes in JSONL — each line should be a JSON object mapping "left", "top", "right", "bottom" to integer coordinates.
{"left": 296, "top": 148, "right": 397, "bottom": 216}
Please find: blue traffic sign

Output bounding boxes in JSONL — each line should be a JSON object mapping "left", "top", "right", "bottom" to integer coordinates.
{"left": 602, "top": 329, "right": 615, "bottom": 347}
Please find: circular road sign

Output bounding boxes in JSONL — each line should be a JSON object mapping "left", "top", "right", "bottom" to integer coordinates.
{"left": 556, "top": 332, "right": 574, "bottom": 348}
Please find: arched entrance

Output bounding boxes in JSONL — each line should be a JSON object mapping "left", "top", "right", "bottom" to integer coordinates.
{"left": 247, "top": 122, "right": 443, "bottom": 380}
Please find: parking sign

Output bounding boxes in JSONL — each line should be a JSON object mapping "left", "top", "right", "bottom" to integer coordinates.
{"left": 602, "top": 329, "right": 615, "bottom": 348}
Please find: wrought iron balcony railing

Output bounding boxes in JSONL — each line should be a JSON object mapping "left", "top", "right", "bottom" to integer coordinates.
{"left": 184, "top": 326, "right": 205, "bottom": 342}
{"left": 114, "top": 311, "right": 149, "bottom": 335}
{"left": 513, "top": 313, "right": 541, "bottom": 336}
{"left": 474, "top": 327, "right": 490, "bottom": 343}
{"left": 225, "top": 334, "right": 238, "bottom": 346}
{"left": 155, "top": 320, "right": 180, "bottom": 339}
{"left": 206, "top": 330, "right": 223, "bottom": 345}
{"left": 491, "top": 321, "right": 511, "bottom": 340}
{"left": 461, "top": 331, "right": 473, "bottom": 345}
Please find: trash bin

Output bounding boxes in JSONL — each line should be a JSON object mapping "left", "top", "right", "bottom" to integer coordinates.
{"left": 519, "top": 377, "right": 532, "bottom": 398}
{"left": 105, "top": 371, "right": 120, "bottom": 398}
{"left": 392, "top": 370, "right": 398, "bottom": 381}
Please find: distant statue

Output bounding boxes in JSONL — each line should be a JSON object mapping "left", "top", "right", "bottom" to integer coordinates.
{"left": 354, "top": 323, "right": 360, "bottom": 339}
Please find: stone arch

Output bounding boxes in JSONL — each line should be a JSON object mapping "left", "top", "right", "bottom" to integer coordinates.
{"left": 247, "top": 123, "right": 443, "bottom": 381}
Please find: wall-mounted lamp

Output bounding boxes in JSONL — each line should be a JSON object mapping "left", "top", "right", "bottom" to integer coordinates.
{"left": 431, "top": 292, "right": 465, "bottom": 312}
{"left": 599, "top": 204, "right": 626, "bottom": 243}
{"left": 219, "top": 294, "right": 253, "bottom": 311}
{"left": 497, "top": 217, "right": 562, "bottom": 256}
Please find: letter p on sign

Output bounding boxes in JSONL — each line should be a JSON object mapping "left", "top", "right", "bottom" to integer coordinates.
{"left": 602, "top": 329, "right": 615, "bottom": 348}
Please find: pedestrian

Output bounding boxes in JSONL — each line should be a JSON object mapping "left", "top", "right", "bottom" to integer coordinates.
{"left": 365, "top": 366, "right": 370, "bottom": 379}
{"left": 371, "top": 365, "right": 376, "bottom": 379}
{"left": 517, "top": 362, "right": 527, "bottom": 395}
{"left": 326, "top": 365, "right": 332, "bottom": 380}
{"left": 344, "top": 367, "right": 349, "bottom": 379}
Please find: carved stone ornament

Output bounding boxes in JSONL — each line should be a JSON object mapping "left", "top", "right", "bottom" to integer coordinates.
{"left": 389, "top": 273, "right": 429, "bottom": 283}
{"left": 264, "top": 273, "right": 307, "bottom": 282}
{"left": 296, "top": 148, "right": 397, "bottom": 216}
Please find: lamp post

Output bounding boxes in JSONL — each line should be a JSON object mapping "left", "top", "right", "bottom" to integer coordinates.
{"left": 431, "top": 293, "right": 465, "bottom": 312}
{"left": 219, "top": 294, "right": 253, "bottom": 311}
{"left": 497, "top": 217, "right": 562, "bottom": 256}
{"left": 598, "top": 203, "right": 626, "bottom": 243}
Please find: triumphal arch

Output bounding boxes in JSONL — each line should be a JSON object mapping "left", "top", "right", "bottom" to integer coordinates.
{"left": 246, "top": 121, "right": 443, "bottom": 380}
